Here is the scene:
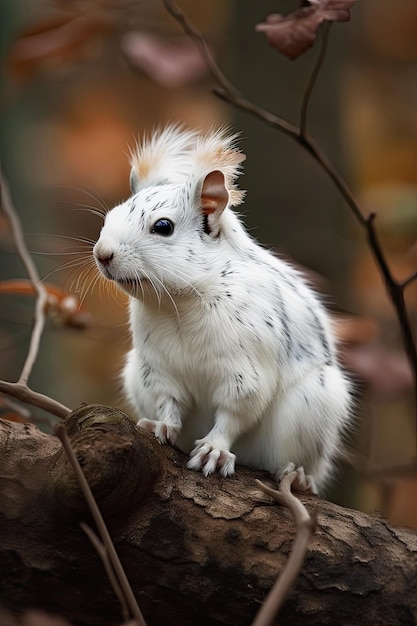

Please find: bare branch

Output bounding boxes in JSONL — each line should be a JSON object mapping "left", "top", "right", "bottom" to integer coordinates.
{"left": 163, "top": 0, "right": 238, "bottom": 97}
{"left": 214, "top": 86, "right": 299, "bottom": 139}
{"left": 251, "top": 474, "right": 316, "bottom": 626}
{"left": 401, "top": 270, "right": 417, "bottom": 290}
{"left": 54, "top": 423, "right": 147, "bottom": 626}
{"left": 0, "top": 170, "right": 71, "bottom": 419}
{"left": 299, "top": 22, "right": 331, "bottom": 136}
{"left": 0, "top": 169, "right": 48, "bottom": 385}
{"left": 364, "top": 214, "right": 417, "bottom": 399}
{"left": 0, "top": 380, "right": 70, "bottom": 418}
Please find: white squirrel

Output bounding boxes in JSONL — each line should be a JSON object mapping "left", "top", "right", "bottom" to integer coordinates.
{"left": 93, "top": 126, "right": 352, "bottom": 493}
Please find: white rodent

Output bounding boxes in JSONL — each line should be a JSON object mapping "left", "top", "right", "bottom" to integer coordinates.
{"left": 93, "top": 125, "right": 352, "bottom": 494}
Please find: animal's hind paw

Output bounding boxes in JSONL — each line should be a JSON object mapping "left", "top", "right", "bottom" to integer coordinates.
{"left": 276, "top": 462, "right": 318, "bottom": 494}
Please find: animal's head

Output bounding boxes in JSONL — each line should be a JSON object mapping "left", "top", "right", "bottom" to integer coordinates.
{"left": 93, "top": 125, "right": 245, "bottom": 300}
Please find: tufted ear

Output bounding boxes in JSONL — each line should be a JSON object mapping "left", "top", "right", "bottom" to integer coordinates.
{"left": 200, "top": 170, "right": 229, "bottom": 236}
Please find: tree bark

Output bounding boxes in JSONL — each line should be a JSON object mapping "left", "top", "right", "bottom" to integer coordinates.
{"left": 1, "top": 405, "right": 416, "bottom": 626}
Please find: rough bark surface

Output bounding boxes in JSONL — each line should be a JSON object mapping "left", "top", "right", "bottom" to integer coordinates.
{"left": 1, "top": 405, "right": 417, "bottom": 626}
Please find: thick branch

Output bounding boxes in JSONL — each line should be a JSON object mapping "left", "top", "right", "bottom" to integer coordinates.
{"left": 1, "top": 407, "right": 416, "bottom": 626}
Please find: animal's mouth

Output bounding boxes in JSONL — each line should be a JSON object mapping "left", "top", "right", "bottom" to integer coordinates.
{"left": 97, "top": 265, "right": 151, "bottom": 294}
{"left": 100, "top": 268, "right": 144, "bottom": 287}
{"left": 116, "top": 276, "right": 152, "bottom": 292}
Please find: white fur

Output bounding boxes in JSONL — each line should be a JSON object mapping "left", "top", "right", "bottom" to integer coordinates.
{"left": 93, "top": 126, "right": 352, "bottom": 494}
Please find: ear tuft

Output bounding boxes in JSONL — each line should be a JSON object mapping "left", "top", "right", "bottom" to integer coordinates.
{"left": 130, "top": 169, "right": 139, "bottom": 194}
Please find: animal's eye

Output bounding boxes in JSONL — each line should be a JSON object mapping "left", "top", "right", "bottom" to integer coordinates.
{"left": 151, "top": 219, "right": 174, "bottom": 236}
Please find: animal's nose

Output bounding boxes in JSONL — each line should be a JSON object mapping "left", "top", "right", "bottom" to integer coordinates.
{"left": 93, "top": 240, "right": 115, "bottom": 266}
{"left": 97, "top": 252, "right": 114, "bottom": 266}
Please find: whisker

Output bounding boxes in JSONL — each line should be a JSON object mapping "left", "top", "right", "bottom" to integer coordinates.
{"left": 71, "top": 207, "right": 106, "bottom": 221}
{"left": 40, "top": 255, "right": 93, "bottom": 283}
{"left": 55, "top": 184, "right": 110, "bottom": 215}
{"left": 57, "top": 202, "right": 106, "bottom": 222}
{"left": 30, "top": 250, "right": 89, "bottom": 257}
{"left": 148, "top": 272, "right": 180, "bottom": 320}
{"left": 28, "top": 232, "right": 96, "bottom": 247}
{"left": 73, "top": 263, "right": 99, "bottom": 305}
{"left": 139, "top": 268, "right": 158, "bottom": 305}
{"left": 152, "top": 262, "right": 203, "bottom": 300}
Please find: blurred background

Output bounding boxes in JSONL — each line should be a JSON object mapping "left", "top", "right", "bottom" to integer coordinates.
{"left": 0, "top": 0, "right": 416, "bottom": 527}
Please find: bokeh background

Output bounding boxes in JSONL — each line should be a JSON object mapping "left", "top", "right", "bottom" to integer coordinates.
{"left": 1, "top": 0, "right": 416, "bottom": 527}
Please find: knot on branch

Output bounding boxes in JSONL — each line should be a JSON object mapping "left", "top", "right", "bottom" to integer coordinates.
{"left": 49, "top": 404, "right": 163, "bottom": 520}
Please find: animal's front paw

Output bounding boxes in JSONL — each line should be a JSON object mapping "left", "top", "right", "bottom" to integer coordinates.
{"left": 187, "top": 439, "right": 236, "bottom": 477}
{"left": 138, "top": 418, "right": 180, "bottom": 445}
{"left": 276, "top": 462, "right": 318, "bottom": 494}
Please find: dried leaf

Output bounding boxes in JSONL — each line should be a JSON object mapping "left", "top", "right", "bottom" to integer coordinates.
{"left": 6, "top": 14, "right": 113, "bottom": 83}
{"left": 0, "top": 279, "right": 91, "bottom": 329}
{"left": 256, "top": 0, "right": 357, "bottom": 60}
{"left": 121, "top": 32, "right": 208, "bottom": 88}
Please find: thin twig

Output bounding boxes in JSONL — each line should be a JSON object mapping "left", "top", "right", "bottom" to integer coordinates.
{"left": 163, "top": 0, "right": 239, "bottom": 97}
{"left": 401, "top": 270, "right": 417, "bottom": 290}
{"left": 0, "top": 169, "right": 48, "bottom": 385}
{"left": 0, "top": 380, "right": 69, "bottom": 418}
{"left": 54, "top": 422, "right": 147, "bottom": 626}
{"left": 300, "top": 22, "right": 331, "bottom": 137}
{"left": 365, "top": 214, "right": 417, "bottom": 398}
{"left": 0, "top": 169, "right": 70, "bottom": 419}
{"left": 214, "top": 87, "right": 300, "bottom": 140}
{"left": 81, "top": 522, "right": 130, "bottom": 624}
{"left": 251, "top": 474, "right": 316, "bottom": 626}
{"left": 216, "top": 86, "right": 367, "bottom": 226}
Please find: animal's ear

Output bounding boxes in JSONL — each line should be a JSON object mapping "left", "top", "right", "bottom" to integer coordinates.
{"left": 200, "top": 170, "right": 229, "bottom": 236}
{"left": 130, "top": 169, "right": 140, "bottom": 194}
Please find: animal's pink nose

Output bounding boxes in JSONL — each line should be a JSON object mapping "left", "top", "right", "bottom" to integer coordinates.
{"left": 97, "top": 252, "right": 114, "bottom": 266}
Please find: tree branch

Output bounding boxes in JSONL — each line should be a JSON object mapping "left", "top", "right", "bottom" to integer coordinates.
{"left": 0, "top": 380, "right": 69, "bottom": 418}
{"left": 299, "top": 22, "right": 331, "bottom": 137}
{"left": 0, "top": 169, "right": 70, "bottom": 419}
{"left": 401, "top": 269, "right": 417, "bottom": 290}
{"left": 0, "top": 169, "right": 48, "bottom": 385}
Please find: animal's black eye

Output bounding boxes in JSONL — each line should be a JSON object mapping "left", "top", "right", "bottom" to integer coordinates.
{"left": 151, "top": 219, "right": 174, "bottom": 236}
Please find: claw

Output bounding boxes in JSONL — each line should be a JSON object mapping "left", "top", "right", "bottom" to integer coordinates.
{"left": 276, "top": 462, "right": 317, "bottom": 494}
{"left": 187, "top": 441, "right": 236, "bottom": 477}
{"left": 138, "top": 418, "right": 179, "bottom": 446}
